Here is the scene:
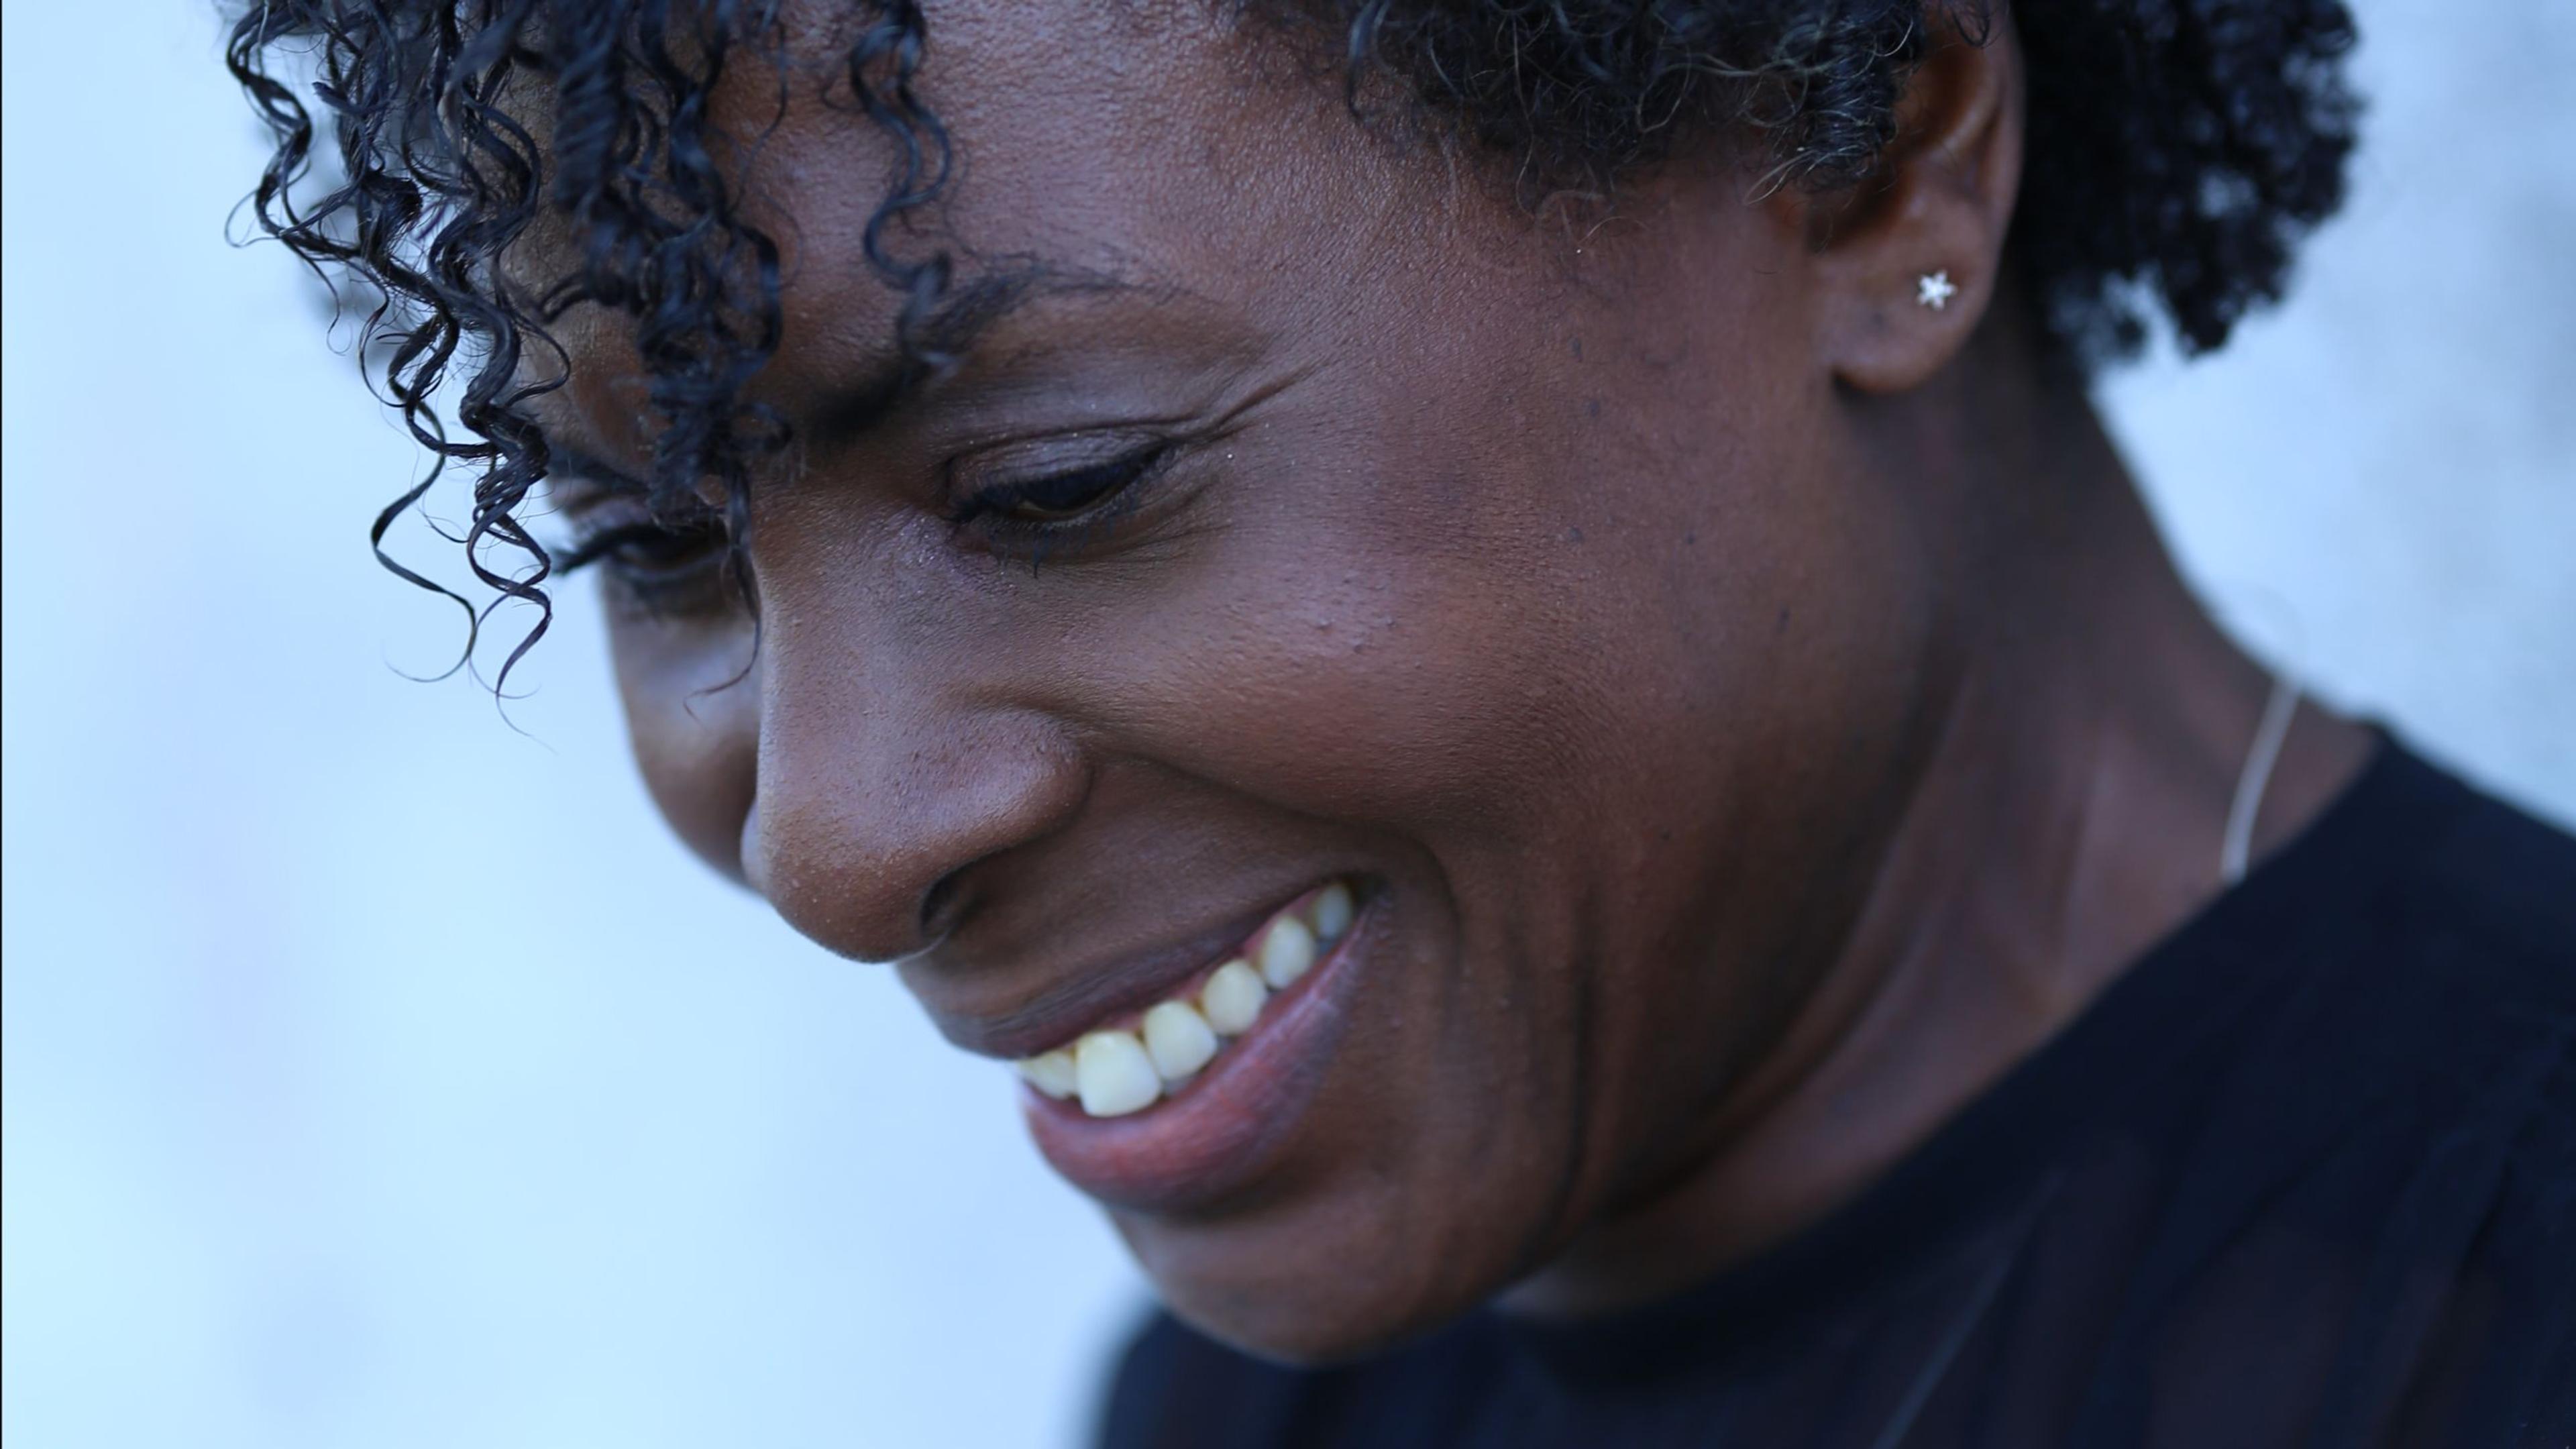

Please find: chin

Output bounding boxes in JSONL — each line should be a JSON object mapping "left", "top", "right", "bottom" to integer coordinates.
{"left": 1113, "top": 1181, "right": 1517, "bottom": 1366}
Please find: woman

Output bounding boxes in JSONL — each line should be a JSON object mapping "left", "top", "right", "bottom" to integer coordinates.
{"left": 226, "top": 1, "right": 2574, "bottom": 1443}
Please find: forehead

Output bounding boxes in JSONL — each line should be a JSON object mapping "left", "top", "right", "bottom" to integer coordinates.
{"left": 536, "top": 0, "right": 1437, "bottom": 447}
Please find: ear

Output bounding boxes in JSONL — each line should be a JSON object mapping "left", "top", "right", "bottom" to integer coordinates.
{"left": 1806, "top": 11, "right": 2025, "bottom": 394}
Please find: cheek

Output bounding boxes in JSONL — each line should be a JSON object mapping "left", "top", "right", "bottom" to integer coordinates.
{"left": 1098, "top": 503, "right": 1615, "bottom": 871}
{"left": 608, "top": 608, "right": 761, "bottom": 881}
{"left": 1091, "top": 344, "right": 1929, "bottom": 1297}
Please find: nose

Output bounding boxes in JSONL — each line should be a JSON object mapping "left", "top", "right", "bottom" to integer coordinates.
{"left": 741, "top": 619, "right": 1088, "bottom": 963}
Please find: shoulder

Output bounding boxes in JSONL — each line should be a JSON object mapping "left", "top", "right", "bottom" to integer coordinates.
{"left": 2387, "top": 752, "right": 2576, "bottom": 984}
{"left": 2237, "top": 745, "right": 2576, "bottom": 1438}
{"left": 2276, "top": 741, "right": 2576, "bottom": 1063}
{"left": 2292, "top": 745, "right": 2576, "bottom": 1179}
{"left": 2337, "top": 747, "right": 2576, "bottom": 1111}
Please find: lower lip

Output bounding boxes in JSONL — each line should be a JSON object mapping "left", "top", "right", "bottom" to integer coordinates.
{"left": 1018, "top": 899, "right": 1373, "bottom": 1213}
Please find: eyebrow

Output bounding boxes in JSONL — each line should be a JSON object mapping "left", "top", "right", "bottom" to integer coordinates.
{"left": 537, "top": 261, "right": 1147, "bottom": 493}
{"left": 804, "top": 262, "right": 1146, "bottom": 453}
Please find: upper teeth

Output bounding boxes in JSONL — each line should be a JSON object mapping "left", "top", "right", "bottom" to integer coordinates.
{"left": 1258, "top": 916, "right": 1317, "bottom": 989}
{"left": 1198, "top": 959, "right": 1267, "bottom": 1034}
{"left": 1141, "top": 1000, "right": 1219, "bottom": 1080}
{"left": 1014, "top": 879, "right": 1356, "bottom": 1118}
{"left": 1073, "top": 1030, "right": 1160, "bottom": 1117}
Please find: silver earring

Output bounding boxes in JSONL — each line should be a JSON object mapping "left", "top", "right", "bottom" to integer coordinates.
{"left": 1916, "top": 270, "right": 1958, "bottom": 311}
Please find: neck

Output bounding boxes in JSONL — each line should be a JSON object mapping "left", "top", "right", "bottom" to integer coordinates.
{"left": 1508, "top": 320, "right": 2371, "bottom": 1316}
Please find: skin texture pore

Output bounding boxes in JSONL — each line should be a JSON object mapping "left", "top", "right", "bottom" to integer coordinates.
{"left": 523, "top": 2, "right": 2372, "bottom": 1360}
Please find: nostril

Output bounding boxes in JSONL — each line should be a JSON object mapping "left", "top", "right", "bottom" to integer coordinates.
{"left": 745, "top": 704, "right": 1089, "bottom": 961}
{"left": 919, "top": 871, "right": 966, "bottom": 942}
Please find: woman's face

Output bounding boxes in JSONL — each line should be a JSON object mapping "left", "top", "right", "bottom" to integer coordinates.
{"left": 547, "top": 1, "right": 1945, "bottom": 1358}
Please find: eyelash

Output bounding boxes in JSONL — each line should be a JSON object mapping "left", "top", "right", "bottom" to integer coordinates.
{"left": 944, "top": 441, "right": 1173, "bottom": 560}
{"left": 553, "top": 510, "right": 734, "bottom": 612}
{"left": 552, "top": 441, "right": 1173, "bottom": 605}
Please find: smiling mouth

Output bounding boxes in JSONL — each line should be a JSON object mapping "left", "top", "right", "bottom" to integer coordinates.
{"left": 1010, "top": 879, "right": 1358, "bottom": 1118}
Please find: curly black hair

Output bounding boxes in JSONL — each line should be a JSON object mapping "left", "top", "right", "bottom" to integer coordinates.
{"left": 225, "top": 0, "right": 2361, "bottom": 681}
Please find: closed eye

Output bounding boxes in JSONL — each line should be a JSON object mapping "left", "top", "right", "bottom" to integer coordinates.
{"left": 553, "top": 508, "right": 735, "bottom": 614}
{"left": 554, "top": 517, "right": 725, "bottom": 576}
{"left": 949, "top": 443, "right": 1169, "bottom": 529}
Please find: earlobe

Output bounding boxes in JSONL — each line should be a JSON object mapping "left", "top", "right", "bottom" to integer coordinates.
{"left": 1813, "top": 11, "right": 2026, "bottom": 394}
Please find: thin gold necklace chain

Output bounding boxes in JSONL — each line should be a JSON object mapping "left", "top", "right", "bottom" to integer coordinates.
{"left": 1860, "top": 1171, "right": 2068, "bottom": 1449}
{"left": 1859, "top": 674, "right": 2301, "bottom": 1448}
{"left": 2221, "top": 675, "right": 2302, "bottom": 888}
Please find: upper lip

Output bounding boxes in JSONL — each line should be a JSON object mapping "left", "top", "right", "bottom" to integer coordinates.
{"left": 904, "top": 888, "right": 1304, "bottom": 1062}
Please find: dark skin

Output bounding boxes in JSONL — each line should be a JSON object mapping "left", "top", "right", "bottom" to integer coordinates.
{"left": 536, "top": 0, "right": 2373, "bottom": 1360}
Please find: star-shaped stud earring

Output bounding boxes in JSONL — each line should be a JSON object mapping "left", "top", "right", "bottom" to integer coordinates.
{"left": 1916, "top": 270, "right": 1958, "bottom": 311}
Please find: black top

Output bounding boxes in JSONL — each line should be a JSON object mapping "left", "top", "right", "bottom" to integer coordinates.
{"left": 1098, "top": 739, "right": 2576, "bottom": 1448}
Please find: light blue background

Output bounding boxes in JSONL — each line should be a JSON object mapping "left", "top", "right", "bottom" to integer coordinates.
{"left": 5, "top": 3, "right": 2569, "bottom": 1446}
